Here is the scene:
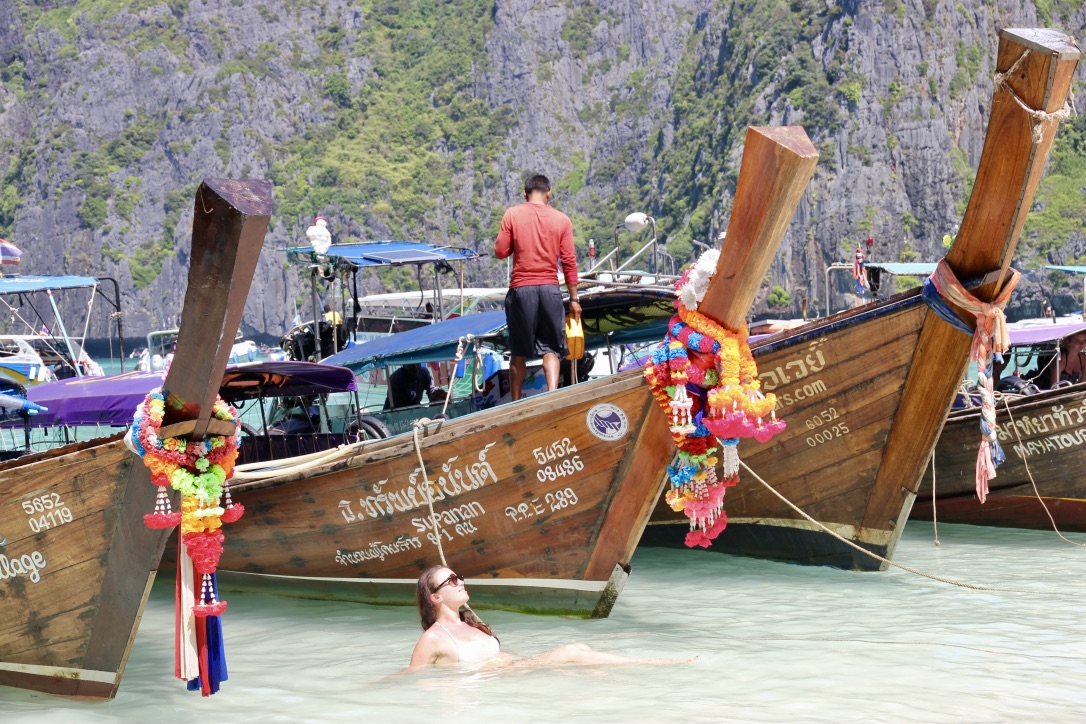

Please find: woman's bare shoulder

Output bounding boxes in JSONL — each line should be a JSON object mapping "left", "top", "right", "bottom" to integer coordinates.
{"left": 408, "top": 625, "right": 456, "bottom": 670}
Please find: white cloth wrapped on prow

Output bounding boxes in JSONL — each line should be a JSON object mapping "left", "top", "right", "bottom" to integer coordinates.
{"left": 306, "top": 216, "right": 332, "bottom": 254}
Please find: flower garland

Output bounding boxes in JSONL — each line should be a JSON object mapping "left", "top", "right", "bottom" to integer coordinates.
{"left": 645, "top": 250, "right": 787, "bottom": 548}
{"left": 131, "top": 386, "right": 242, "bottom": 695}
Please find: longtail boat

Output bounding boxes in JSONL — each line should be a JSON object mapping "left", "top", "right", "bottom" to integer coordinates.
{"left": 190, "top": 126, "right": 818, "bottom": 617}
{"left": 643, "top": 28, "right": 1081, "bottom": 569}
{"left": 0, "top": 179, "right": 271, "bottom": 700}
{"left": 912, "top": 320, "right": 1086, "bottom": 531}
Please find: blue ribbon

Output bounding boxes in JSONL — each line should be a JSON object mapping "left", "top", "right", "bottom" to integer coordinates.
{"left": 921, "top": 277, "right": 975, "bottom": 336}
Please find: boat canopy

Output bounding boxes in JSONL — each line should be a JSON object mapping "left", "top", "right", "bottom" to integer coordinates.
{"left": 324, "top": 310, "right": 508, "bottom": 371}
{"left": 324, "top": 288, "right": 676, "bottom": 372}
{"left": 866, "top": 262, "right": 939, "bottom": 275}
{"left": 1045, "top": 265, "right": 1086, "bottom": 274}
{"left": 0, "top": 275, "right": 99, "bottom": 294}
{"left": 20, "top": 361, "right": 357, "bottom": 427}
{"left": 287, "top": 241, "right": 480, "bottom": 267}
{"left": 1007, "top": 320, "right": 1086, "bottom": 346}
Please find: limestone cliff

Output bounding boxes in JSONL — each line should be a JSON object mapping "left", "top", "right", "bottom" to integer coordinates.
{"left": 0, "top": 0, "right": 1083, "bottom": 343}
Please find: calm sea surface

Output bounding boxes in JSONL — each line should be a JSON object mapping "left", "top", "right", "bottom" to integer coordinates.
{"left": 1, "top": 522, "right": 1085, "bottom": 722}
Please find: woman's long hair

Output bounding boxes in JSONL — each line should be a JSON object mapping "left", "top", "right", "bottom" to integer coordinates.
{"left": 416, "top": 565, "right": 496, "bottom": 639}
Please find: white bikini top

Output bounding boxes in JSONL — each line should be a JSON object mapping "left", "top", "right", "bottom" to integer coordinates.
{"left": 436, "top": 622, "right": 501, "bottom": 664}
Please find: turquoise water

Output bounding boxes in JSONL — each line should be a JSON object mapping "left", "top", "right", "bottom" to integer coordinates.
{"left": 2, "top": 522, "right": 1085, "bottom": 721}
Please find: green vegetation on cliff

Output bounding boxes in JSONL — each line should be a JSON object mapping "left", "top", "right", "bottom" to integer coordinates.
{"left": 269, "top": 0, "right": 512, "bottom": 251}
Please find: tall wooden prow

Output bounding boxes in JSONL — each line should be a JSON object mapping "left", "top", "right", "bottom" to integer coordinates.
{"left": 62, "top": 179, "right": 270, "bottom": 699}
{"left": 859, "top": 29, "right": 1081, "bottom": 566}
{"left": 583, "top": 126, "right": 817, "bottom": 598}
{"left": 158, "top": 179, "right": 272, "bottom": 437}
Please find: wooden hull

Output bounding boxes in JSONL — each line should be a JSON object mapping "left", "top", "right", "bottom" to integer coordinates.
{"left": 646, "top": 28, "right": 1080, "bottom": 570}
{"left": 0, "top": 434, "right": 169, "bottom": 699}
{"left": 645, "top": 290, "right": 931, "bottom": 569}
{"left": 181, "top": 371, "right": 673, "bottom": 617}
{"left": 0, "top": 178, "right": 272, "bottom": 700}
{"left": 911, "top": 384, "right": 1086, "bottom": 531}
{"left": 165, "top": 126, "right": 817, "bottom": 616}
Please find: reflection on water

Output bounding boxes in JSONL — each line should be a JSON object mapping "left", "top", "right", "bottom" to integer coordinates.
{"left": 2, "top": 522, "right": 1085, "bottom": 722}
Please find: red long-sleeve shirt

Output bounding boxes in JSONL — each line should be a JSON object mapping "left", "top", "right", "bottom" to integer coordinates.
{"left": 493, "top": 202, "right": 578, "bottom": 289}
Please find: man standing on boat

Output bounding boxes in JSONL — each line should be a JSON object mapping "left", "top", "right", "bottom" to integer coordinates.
{"left": 494, "top": 174, "right": 581, "bottom": 401}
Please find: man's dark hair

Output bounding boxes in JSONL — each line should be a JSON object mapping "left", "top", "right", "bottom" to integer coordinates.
{"left": 524, "top": 174, "right": 550, "bottom": 195}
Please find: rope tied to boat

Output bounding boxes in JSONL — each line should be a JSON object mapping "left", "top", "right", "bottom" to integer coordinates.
{"left": 411, "top": 417, "right": 447, "bottom": 567}
{"left": 739, "top": 459, "right": 1080, "bottom": 597}
{"left": 993, "top": 49, "right": 1075, "bottom": 145}
{"left": 922, "top": 259, "right": 1020, "bottom": 503}
{"left": 999, "top": 396, "right": 1086, "bottom": 548}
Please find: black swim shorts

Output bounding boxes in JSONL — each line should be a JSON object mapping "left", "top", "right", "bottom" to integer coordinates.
{"left": 504, "top": 284, "right": 568, "bottom": 359}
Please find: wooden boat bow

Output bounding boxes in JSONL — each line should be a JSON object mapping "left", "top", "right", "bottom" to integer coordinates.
{"left": 0, "top": 178, "right": 271, "bottom": 700}
{"left": 861, "top": 28, "right": 1080, "bottom": 552}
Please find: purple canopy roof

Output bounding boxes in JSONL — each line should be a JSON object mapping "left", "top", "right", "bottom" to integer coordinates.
{"left": 1008, "top": 321, "right": 1086, "bottom": 346}
{"left": 21, "top": 360, "right": 356, "bottom": 428}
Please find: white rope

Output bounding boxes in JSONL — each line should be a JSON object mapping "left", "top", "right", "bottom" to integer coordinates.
{"left": 993, "top": 48, "right": 1075, "bottom": 145}
{"left": 412, "top": 418, "right": 447, "bottom": 567}
{"left": 999, "top": 396, "right": 1086, "bottom": 548}
{"left": 231, "top": 442, "right": 363, "bottom": 480}
{"left": 738, "top": 459, "right": 1081, "bottom": 596}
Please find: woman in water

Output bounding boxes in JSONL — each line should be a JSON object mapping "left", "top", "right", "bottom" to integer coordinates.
{"left": 408, "top": 565, "right": 676, "bottom": 669}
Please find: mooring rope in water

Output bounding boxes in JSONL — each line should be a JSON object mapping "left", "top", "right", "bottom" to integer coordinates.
{"left": 739, "top": 459, "right": 1080, "bottom": 596}
{"left": 1000, "top": 396, "right": 1086, "bottom": 548}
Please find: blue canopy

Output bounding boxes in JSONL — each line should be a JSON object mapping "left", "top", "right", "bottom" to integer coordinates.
{"left": 0, "top": 275, "right": 99, "bottom": 294}
{"left": 322, "top": 288, "right": 676, "bottom": 371}
{"left": 1045, "top": 265, "right": 1086, "bottom": 275}
{"left": 867, "top": 263, "right": 938, "bottom": 276}
{"left": 324, "top": 310, "right": 508, "bottom": 371}
{"left": 287, "top": 241, "right": 481, "bottom": 267}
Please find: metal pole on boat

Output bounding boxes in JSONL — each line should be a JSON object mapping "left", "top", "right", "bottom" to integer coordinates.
{"left": 311, "top": 267, "right": 323, "bottom": 361}
{"left": 97, "top": 277, "right": 126, "bottom": 372}
{"left": 434, "top": 265, "right": 445, "bottom": 321}
{"left": 611, "top": 225, "right": 621, "bottom": 272}
{"left": 351, "top": 268, "right": 360, "bottom": 344}
{"left": 649, "top": 217, "right": 658, "bottom": 276}
{"left": 45, "top": 288, "right": 82, "bottom": 377}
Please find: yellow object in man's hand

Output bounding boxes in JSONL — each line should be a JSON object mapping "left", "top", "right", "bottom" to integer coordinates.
{"left": 565, "top": 315, "right": 584, "bottom": 360}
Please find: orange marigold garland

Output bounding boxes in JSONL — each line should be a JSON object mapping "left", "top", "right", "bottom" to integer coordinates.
{"left": 131, "top": 387, "right": 242, "bottom": 695}
{"left": 644, "top": 249, "right": 787, "bottom": 547}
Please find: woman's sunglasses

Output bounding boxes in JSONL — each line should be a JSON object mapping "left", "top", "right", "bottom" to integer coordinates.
{"left": 435, "top": 572, "right": 464, "bottom": 591}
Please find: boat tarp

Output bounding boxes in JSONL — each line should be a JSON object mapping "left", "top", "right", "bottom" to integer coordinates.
{"left": 20, "top": 361, "right": 357, "bottom": 427}
{"left": 324, "top": 310, "right": 509, "bottom": 371}
{"left": 287, "top": 241, "right": 480, "bottom": 267}
{"left": 1008, "top": 320, "right": 1086, "bottom": 346}
{"left": 0, "top": 275, "right": 99, "bottom": 294}
{"left": 1045, "top": 265, "right": 1086, "bottom": 275}
{"left": 324, "top": 289, "right": 676, "bottom": 371}
{"left": 866, "top": 262, "right": 938, "bottom": 276}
